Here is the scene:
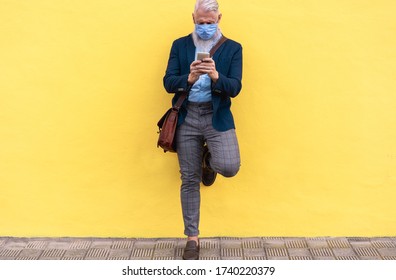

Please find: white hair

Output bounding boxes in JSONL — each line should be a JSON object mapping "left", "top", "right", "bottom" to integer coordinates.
{"left": 194, "top": 0, "right": 219, "bottom": 13}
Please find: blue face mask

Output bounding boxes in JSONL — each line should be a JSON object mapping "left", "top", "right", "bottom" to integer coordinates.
{"left": 195, "top": 23, "right": 218, "bottom": 40}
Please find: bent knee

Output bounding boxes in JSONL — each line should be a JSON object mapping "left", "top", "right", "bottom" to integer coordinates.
{"left": 216, "top": 163, "right": 240, "bottom": 178}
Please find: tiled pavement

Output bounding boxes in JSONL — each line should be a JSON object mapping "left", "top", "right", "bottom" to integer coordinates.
{"left": 1, "top": 237, "right": 396, "bottom": 260}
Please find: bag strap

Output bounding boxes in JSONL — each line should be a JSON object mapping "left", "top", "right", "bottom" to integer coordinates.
{"left": 173, "top": 92, "right": 187, "bottom": 111}
{"left": 172, "top": 36, "right": 228, "bottom": 110}
{"left": 210, "top": 35, "right": 228, "bottom": 57}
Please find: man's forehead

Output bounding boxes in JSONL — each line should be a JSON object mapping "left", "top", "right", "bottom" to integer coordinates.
{"left": 194, "top": 8, "right": 218, "bottom": 20}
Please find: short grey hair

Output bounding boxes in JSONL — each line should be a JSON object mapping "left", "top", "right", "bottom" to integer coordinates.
{"left": 194, "top": 0, "right": 219, "bottom": 13}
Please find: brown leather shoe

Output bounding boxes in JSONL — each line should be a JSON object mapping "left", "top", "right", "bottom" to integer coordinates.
{"left": 182, "top": 240, "right": 200, "bottom": 260}
{"left": 202, "top": 145, "right": 217, "bottom": 186}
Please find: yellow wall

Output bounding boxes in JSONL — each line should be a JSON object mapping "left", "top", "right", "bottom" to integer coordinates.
{"left": 1, "top": 0, "right": 395, "bottom": 237}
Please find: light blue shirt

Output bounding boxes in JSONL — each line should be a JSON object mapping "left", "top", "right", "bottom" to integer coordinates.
{"left": 188, "top": 50, "right": 212, "bottom": 103}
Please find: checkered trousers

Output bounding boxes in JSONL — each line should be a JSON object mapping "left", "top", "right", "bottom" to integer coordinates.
{"left": 175, "top": 101, "right": 240, "bottom": 236}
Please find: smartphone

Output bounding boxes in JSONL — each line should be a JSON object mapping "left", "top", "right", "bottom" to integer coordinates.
{"left": 197, "top": 52, "right": 210, "bottom": 61}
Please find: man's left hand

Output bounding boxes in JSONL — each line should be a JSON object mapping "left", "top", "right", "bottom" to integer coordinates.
{"left": 197, "top": 58, "right": 219, "bottom": 83}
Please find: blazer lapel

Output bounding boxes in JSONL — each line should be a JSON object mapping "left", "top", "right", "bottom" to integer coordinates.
{"left": 186, "top": 34, "right": 195, "bottom": 64}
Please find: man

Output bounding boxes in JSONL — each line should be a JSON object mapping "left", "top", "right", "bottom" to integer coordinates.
{"left": 163, "top": 0, "right": 242, "bottom": 260}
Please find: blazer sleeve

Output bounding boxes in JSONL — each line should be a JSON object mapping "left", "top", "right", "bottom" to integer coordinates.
{"left": 163, "top": 40, "right": 191, "bottom": 94}
{"left": 211, "top": 42, "right": 243, "bottom": 98}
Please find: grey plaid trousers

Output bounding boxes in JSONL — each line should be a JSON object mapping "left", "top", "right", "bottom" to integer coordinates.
{"left": 176, "top": 102, "right": 240, "bottom": 236}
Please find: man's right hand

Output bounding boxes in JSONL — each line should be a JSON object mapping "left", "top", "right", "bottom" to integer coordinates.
{"left": 188, "top": 60, "right": 204, "bottom": 85}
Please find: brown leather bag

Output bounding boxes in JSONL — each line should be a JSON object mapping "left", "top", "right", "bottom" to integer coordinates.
{"left": 157, "top": 93, "right": 187, "bottom": 152}
{"left": 157, "top": 36, "right": 228, "bottom": 153}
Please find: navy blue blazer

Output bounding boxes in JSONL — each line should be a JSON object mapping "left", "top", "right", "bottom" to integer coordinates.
{"left": 163, "top": 34, "right": 242, "bottom": 132}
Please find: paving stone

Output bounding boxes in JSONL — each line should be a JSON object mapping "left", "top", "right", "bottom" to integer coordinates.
{"left": 153, "top": 256, "right": 174, "bottom": 260}
{"left": 111, "top": 240, "right": 134, "bottom": 249}
{"left": 62, "top": 249, "right": 87, "bottom": 259}
{"left": 47, "top": 241, "right": 73, "bottom": 250}
{"left": 243, "top": 238, "right": 263, "bottom": 249}
{"left": 305, "top": 238, "right": 329, "bottom": 248}
{"left": 310, "top": 248, "right": 334, "bottom": 259}
{"left": 108, "top": 249, "right": 132, "bottom": 260}
{"left": 133, "top": 240, "right": 157, "bottom": 249}
{"left": 154, "top": 248, "right": 175, "bottom": 258}
{"left": 200, "top": 239, "right": 220, "bottom": 249}
{"left": 285, "top": 238, "right": 308, "bottom": 248}
{"left": 382, "top": 256, "right": 396, "bottom": 260}
{"left": 26, "top": 240, "right": 48, "bottom": 249}
{"left": 376, "top": 248, "right": 396, "bottom": 258}
{"left": 17, "top": 256, "right": 40, "bottom": 260}
{"left": 221, "top": 248, "right": 243, "bottom": 258}
{"left": 313, "top": 256, "right": 336, "bottom": 260}
{"left": 17, "top": 249, "right": 43, "bottom": 259}
{"left": 155, "top": 240, "right": 176, "bottom": 249}
{"left": 266, "top": 247, "right": 288, "bottom": 257}
{"left": 336, "top": 256, "right": 360, "bottom": 260}
{"left": 221, "top": 237, "right": 242, "bottom": 240}
{"left": 263, "top": 237, "right": 284, "bottom": 240}
{"left": 85, "top": 248, "right": 110, "bottom": 259}
{"left": 40, "top": 249, "right": 66, "bottom": 259}
{"left": 267, "top": 256, "right": 289, "bottom": 260}
{"left": 244, "top": 256, "right": 267, "bottom": 260}
{"left": 348, "top": 238, "right": 372, "bottom": 248}
{"left": 130, "top": 248, "right": 154, "bottom": 260}
{"left": 62, "top": 256, "right": 85, "bottom": 260}
{"left": 243, "top": 248, "right": 266, "bottom": 257}
{"left": 290, "top": 256, "right": 313, "bottom": 260}
{"left": 0, "top": 249, "right": 20, "bottom": 259}
{"left": 348, "top": 237, "right": 371, "bottom": 241}
{"left": 332, "top": 248, "right": 357, "bottom": 258}
{"left": 200, "top": 248, "right": 221, "bottom": 259}
{"left": 287, "top": 248, "right": 312, "bottom": 258}
{"left": 349, "top": 241, "right": 373, "bottom": 248}
{"left": 354, "top": 247, "right": 380, "bottom": 258}
{"left": 220, "top": 238, "right": 242, "bottom": 249}
{"left": 221, "top": 250, "right": 243, "bottom": 260}
{"left": 370, "top": 239, "right": 396, "bottom": 248}
{"left": 61, "top": 246, "right": 88, "bottom": 260}
{"left": 175, "top": 247, "right": 184, "bottom": 260}
{"left": 266, "top": 248, "right": 288, "bottom": 260}
{"left": 327, "top": 238, "right": 351, "bottom": 248}
{"left": 4, "top": 240, "right": 29, "bottom": 249}
{"left": 263, "top": 238, "right": 286, "bottom": 248}
{"left": 176, "top": 239, "right": 187, "bottom": 248}
{"left": 201, "top": 256, "right": 221, "bottom": 260}
{"left": 69, "top": 240, "right": 92, "bottom": 250}
{"left": 91, "top": 239, "right": 113, "bottom": 249}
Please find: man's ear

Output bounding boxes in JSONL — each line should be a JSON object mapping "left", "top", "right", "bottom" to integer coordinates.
{"left": 192, "top": 13, "right": 196, "bottom": 24}
{"left": 218, "top": 13, "right": 222, "bottom": 23}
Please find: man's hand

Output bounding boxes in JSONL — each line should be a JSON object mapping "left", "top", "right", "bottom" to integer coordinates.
{"left": 188, "top": 60, "right": 204, "bottom": 85}
{"left": 188, "top": 58, "right": 219, "bottom": 85}
{"left": 198, "top": 58, "right": 219, "bottom": 83}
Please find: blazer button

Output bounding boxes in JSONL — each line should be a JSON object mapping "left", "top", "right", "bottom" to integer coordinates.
{"left": 214, "top": 89, "right": 222, "bottom": 94}
{"left": 177, "top": 88, "right": 185, "bottom": 92}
